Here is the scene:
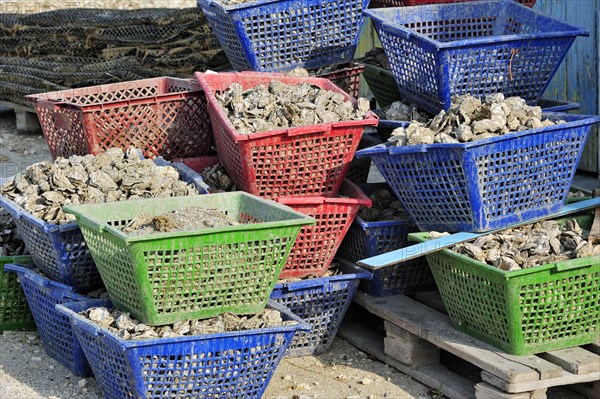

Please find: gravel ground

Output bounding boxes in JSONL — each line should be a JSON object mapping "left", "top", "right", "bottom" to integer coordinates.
{"left": 0, "top": 111, "right": 429, "bottom": 398}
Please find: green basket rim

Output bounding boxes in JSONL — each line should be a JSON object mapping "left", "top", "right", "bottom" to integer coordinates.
{"left": 64, "top": 192, "right": 316, "bottom": 243}
{"left": 408, "top": 231, "right": 599, "bottom": 279}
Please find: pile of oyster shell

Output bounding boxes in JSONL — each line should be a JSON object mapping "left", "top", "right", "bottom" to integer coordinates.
{"left": 447, "top": 218, "right": 600, "bottom": 271}
{"left": 83, "top": 306, "right": 295, "bottom": 340}
{"left": 201, "top": 163, "right": 237, "bottom": 192}
{"left": 359, "top": 188, "right": 409, "bottom": 222}
{"left": 0, "top": 210, "right": 27, "bottom": 256}
{"left": 381, "top": 100, "right": 430, "bottom": 123}
{"left": 0, "top": 148, "right": 198, "bottom": 225}
{"left": 389, "top": 94, "right": 565, "bottom": 146}
{"left": 122, "top": 206, "right": 238, "bottom": 236}
{"left": 216, "top": 81, "right": 370, "bottom": 134}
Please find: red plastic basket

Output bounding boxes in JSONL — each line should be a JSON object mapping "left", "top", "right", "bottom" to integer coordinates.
{"left": 315, "top": 62, "right": 365, "bottom": 98}
{"left": 194, "top": 71, "right": 378, "bottom": 199}
{"left": 369, "top": 0, "right": 535, "bottom": 7}
{"left": 26, "top": 77, "right": 212, "bottom": 160}
{"left": 275, "top": 180, "right": 372, "bottom": 279}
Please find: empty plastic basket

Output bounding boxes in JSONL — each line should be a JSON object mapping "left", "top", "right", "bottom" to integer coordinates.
{"left": 0, "top": 158, "right": 205, "bottom": 292}
{"left": 270, "top": 260, "right": 370, "bottom": 356}
{"left": 369, "top": 0, "right": 535, "bottom": 7}
{"left": 275, "top": 179, "right": 372, "bottom": 279}
{"left": 409, "top": 212, "right": 600, "bottom": 355}
{"left": 56, "top": 299, "right": 310, "bottom": 399}
{"left": 357, "top": 113, "right": 600, "bottom": 232}
{"left": 197, "top": 0, "right": 370, "bottom": 72}
{"left": 195, "top": 71, "right": 378, "bottom": 198}
{"left": 26, "top": 77, "right": 212, "bottom": 160}
{"left": 336, "top": 183, "right": 435, "bottom": 296}
{"left": 0, "top": 256, "right": 36, "bottom": 330}
{"left": 63, "top": 193, "right": 315, "bottom": 325}
{"left": 365, "top": 0, "right": 588, "bottom": 114}
{"left": 3, "top": 263, "right": 103, "bottom": 376}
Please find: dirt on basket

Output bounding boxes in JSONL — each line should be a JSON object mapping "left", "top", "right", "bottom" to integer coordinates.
{"left": 359, "top": 188, "right": 409, "bottom": 222}
{"left": 389, "top": 94, "right": 566, "bottom": 146}
{"left": 0, "top": 147, "right": 197, "bottom": 225}
{"left": 121, "top": 206, "right": 238, "bottom": 235}
{"left": 82, "top": 307, "right": 296, "bottom": 340}
{"left": 443, "top": 218, "right": 600, "bottom": 271}
{"left": 0, "top": 209, "right": 27, "bottom": 256}
{"left": 216, "top": 80, "right": 370, "bottom": 134}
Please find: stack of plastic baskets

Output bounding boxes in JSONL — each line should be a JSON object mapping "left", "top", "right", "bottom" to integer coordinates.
{"left": 0, "top": 256, "right": 36, "bottom": 331}
{"left": 26, "top": 77, "right": 212, "bottom": 160}
{"left": 275, "top": 180, "right": 372, "bottom": 279}
{"left": 408, "top": 211, "right": 600, "bottom": 355}
{"left": 356, "top": 114, "right": 600, "bottom": 232}
{"left": 270, "top": 259, "right": 370, "bottom": 356}
{"left": 336, "top": 183, "right": 436, "bottom": 296}
{"left": 3, "top": 264, "right": 102, "bottom": 376}
{"left": 57, "top": 299, "right": 310, "bottom": 399}
{"left": 195, "top": 71, "right": 378, "bottom": 199}
{"left": 197, "top": 0, "right": 370, "bottom": 72}
{"left": 63, "top": 193, "right": 315, "bottom": 325}
{"left": 365, "top": 0, "right": 589, "bottom": 114}
{"left": 0, "top": 158, "right": 208, "bottom": 292}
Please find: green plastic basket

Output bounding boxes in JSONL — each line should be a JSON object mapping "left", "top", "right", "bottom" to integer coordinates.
{"left": 410, "top": 213, "right": 600, "bottom": 355}
{"left": 1, "top": 255, "right": 36, "bottom": 331}
{"left": 362, "top": 63, "right": 401, "bottom": 108}
{"left": 64, "top": 193, "right": 315, "bottom": 326}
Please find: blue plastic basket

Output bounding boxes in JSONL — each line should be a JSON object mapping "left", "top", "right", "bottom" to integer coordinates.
{"left": 3, "top": 264, "right": 104, "bottom": 377}
{"left": 197, "top": 0, "right": 370, "bottom": 72}
{"left": 356, "top": 113, "right": 600, "bottom": 232}
{"left": 269, "top": 260, "right": 370, "bottom": 357}
{"left": 56, "top": 299, "right": 310, "bottom": 399}
{"left": 0, "top": 158, "right": 206, "bottom": 292}
{"left": 336, "top": 183, "right": 436, "bottom": 296}
{"left": 365, "top": 0, "right": 589, "bottom": 114}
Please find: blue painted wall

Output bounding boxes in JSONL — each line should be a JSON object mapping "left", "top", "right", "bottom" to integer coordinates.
{"left": 535, "top": 0, "right": 599, "bottom": 174}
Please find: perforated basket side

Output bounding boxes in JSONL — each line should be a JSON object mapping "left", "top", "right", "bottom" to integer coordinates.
{"left": 6, "top": 265, "right": 91, "bottom": 376}
{"left": 59, "top": 300, "right": 303, "bottom": 399}
{"left": 199, "top": 0, "right": 369, "bottom": 71}
{"left": 0, "top": 256, "right": 36, "bottom": 330}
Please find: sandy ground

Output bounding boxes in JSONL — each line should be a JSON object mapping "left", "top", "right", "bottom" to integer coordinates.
{"left": 0, "top": 110, "right": 430, "bottom": 399}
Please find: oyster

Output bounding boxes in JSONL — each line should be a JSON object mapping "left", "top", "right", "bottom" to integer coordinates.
{"left": 389, "top": 94, "right": 565, "bottom": 146}
{"left": 0, "top": 148, "right": 198, "bottom": 225}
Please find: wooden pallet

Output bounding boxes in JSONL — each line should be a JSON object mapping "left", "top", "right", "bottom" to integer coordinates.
{"left": 338, "top": 291, "right": 600, "bottom": 399}
{"left": 0, "top": 101, "right": 40, "bottom": 132}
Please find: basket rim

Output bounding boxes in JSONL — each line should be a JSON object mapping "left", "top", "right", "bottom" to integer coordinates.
{"left": 56, "top": 299, "right": 309, "bottom": 349}
{"left": 25, "top": 76, "right": 202, "bottom": 111}
{"left": 408, "top": 226, "right": 599, "bottom": 280}
{"left": 356, "top": 113, "right": 600, "bottom": 157}
{"left": 63, "top": 192, "right": 316, "bottom": 243}
{"left": 365, "top": 0, "right": 589, "bottom": 50}
{"left": 194, "top": 71, "right": 379, "bottom": 142}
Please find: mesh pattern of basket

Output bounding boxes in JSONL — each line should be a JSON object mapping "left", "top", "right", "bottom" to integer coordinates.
{"left": 409, "top": 212, "right": 600, "bottom": 355}
{"left": 357, "top": 114, "right": 600, "bottom": 232}
{"left": 365, "top": 0, "right": 588, "bottom": 113}
{"left": 26, "top": 77, "right": 212, "bottom": 160}
{"left": 197, "top": 0, "right": 370, "bottom": 71}
{"left": 63, "top": 193, "right": 315, "bottom": 325}
{"left": 57, "top": 299, "right": 310, "bottom": 399}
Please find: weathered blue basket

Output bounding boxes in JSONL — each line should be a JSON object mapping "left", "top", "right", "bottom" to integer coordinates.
{"left": 56, "top": 299, "right": 309, "bottom": 399}
{"left": 3, "top": 264, "right": 103, "bottom": 377}
{"left": 357, "top": 114, "right": 600, "bottom": 232}
{"left": 270, "top": 260, "right": 370, "bottom": 357}
{"left": 365, "top": 0, "right": 589, "bottom": 113}
{"left": 0, "top": 158, "right": 206, "bottom": 292}
{"left": 336, "top": 183, "right": 435, "bottom": 296}
{"left": 197, "top": 0, "right": 370, "bottom": 72}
